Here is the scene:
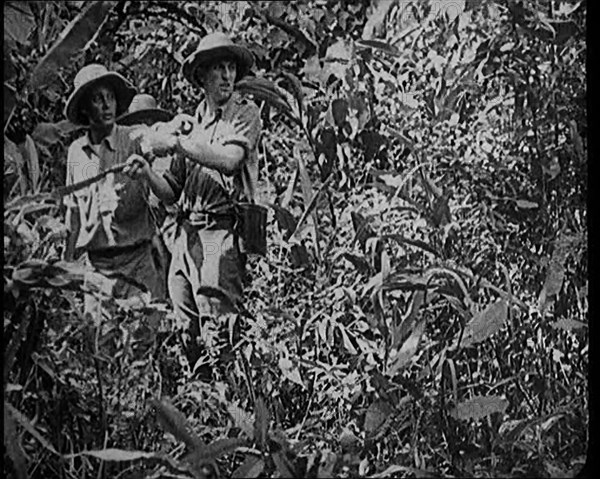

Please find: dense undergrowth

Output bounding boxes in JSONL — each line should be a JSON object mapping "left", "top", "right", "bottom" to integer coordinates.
{"left": 4, "top": 1, "right": 587, "bottom": 478}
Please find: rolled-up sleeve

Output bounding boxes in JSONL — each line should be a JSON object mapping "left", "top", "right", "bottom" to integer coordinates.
{"left": 221, "top": 102, "right": 261, "bottom": 161}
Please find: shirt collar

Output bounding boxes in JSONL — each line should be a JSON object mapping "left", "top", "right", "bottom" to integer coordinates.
{"left": 196, "top": 92, "right": 241, "bottom": 124}
{"left": 83, "top": 124, "right": 118, "bottom": 152}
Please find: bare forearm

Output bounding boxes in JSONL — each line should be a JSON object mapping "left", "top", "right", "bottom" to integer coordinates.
{"left": 146, "top": 168, "right": 177, "bottom": 204}
{"left": 176, "top": 136, "right": 243, "bottom": 175}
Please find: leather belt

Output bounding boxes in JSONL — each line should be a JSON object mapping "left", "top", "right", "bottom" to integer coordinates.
{"left": 179, "top": 211, "right": 236, "bottom": 231}
{"left": 88, "top": 239, "right": 151, "bottom": 260}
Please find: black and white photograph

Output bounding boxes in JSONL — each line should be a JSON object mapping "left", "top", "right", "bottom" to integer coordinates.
{"left": 4, "top": 1, "right": 588, "bottom": 477}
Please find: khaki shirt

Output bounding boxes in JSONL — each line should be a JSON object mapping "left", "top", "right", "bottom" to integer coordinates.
{"left": 64, "top": 124, "right": 155, "bottom": 251}
{"left": 163, "top": 92, "right": 262, "bottom": 218}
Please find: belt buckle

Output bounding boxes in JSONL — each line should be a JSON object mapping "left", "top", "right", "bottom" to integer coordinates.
{"left": 198, "top": 213, "right": 214, "bottom": 230}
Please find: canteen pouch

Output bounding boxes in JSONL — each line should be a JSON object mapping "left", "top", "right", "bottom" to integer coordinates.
{"left": 238, "top": 202, "right": 267, "bottom": 256}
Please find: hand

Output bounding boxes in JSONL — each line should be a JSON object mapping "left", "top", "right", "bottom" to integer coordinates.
{"left": 145, "top": 131, "right": 179, "bottom": 156}
{"left": 130, "top": 124, "right": 178, "bottom": 156}
{"left": 123, "top": 154, "right": 152, "bottom": 179}
{"left": 169, "top": 113, "right": 197, "bottom": 136}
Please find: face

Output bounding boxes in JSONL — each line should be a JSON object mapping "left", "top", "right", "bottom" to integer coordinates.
{"left": 199, "top": 58, "right": 237, "bottom": 105}
{"left": 82, "top": 82, "right": 117, "bottom": 129}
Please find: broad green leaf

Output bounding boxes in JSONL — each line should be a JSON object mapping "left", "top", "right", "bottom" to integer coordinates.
{"left": 4, "top": 405, "right": 27, "bottom": 479}
{"left": 4, "top": 83, "right": 16, "bottom": 127}
{"left": 331, "top": 98, "right": 348, "bottom": 127}
{"left": 290, "top": 244, "right": 311, "bottom": 268}
{"left": 387, "top": 316, "right": 426, "bottom": 376}
{"left": 36, "top": 215, "right": 68, "bottom": 238}
{"left": 339, "top": 325, "right": 358, "bottom": 355}
{"left": 317, "top": 451, "right": 338, "bottom": 478}
{"left": 339, "top": 427, "right": 360, "bottom": 450}
{"left": 393, "top": 290, "right": 425, "bottom": 348}
{"left": 550, "top": 318, "right": 587, "bottom": 332}
{"left": 318, "top": 127, "right": 337, "bottom": 171}
{"left": 542, "top": 156, "right": 561, "bottom": 179}
{"left": 356, "top": 39, "right": 400, "bottom": 56}
{"left": 295, "top": 151, "right": 318, "bottom": 247}
{"left": 254, "top": 396, "right": 270, "bottom": 449}
{"left": 325, "top": 39, "right": 353, "bottom": 62}
{"left": 5, "top": 402, "right": 59, "bottom": 455}
{"left": 270, "top": 204, "right": 298, "bottom": 241}
{"left": 21, "top": 135, "right": 40, "bottom": 191}
{"left": 227, "top": 404, "right": 254, "bottom": 438}
{"left": 281, "top": 71, "right": 304, "bottom": 114}
{"left": 272, "top": 451, "right": 296, "bottom": 478}
{"left": 383, "top": 272, "right": 428, "bottom": 292}
{"left": 4, "top": 2, "right": 36, "bottom": 46}
{"left": 280, "top": 162, "right": 299, "bottom": 209}
{"left": 459, "top": 300, "right": 507, "bottom": 348}
{"left": 441, "top": 357, "right": 459, "bottom": 406}
{"left": 499, "top": 411, "right": 566, "bottom": 443}
{"left": 5, "top": 44, "right": 17, "bottom": 80}
{"left": 431, "top": 195, "right": 451, "bottom": 227}
{"left": 364, "top": 399, "right": 393, "bottom": 434}
{"left": 232, "top": 456, "right": 264, "bottom": 478}
{"left": 364, "top": 272, "right": 383, "bottom": 296}
{"left": 302, "top": 55, "right": 323, "bottom": 84}
{"left": 237, "top": 77, "right": 292, "bottom": 107}
{"left": 515, "top": 199, "right": 539, "bottom": 209}
{"left": 538, "top": 236, "right": 570, "bottom": 314}
{"left": 288, "top": 176, "right": 332, "bottom": 245}
{"left": 351, "top": 211, "right": 376, "bottom": 250}
{"left": 418, "top": 168, "right": 444, "bottom": 199}
{"left": 196, "top": 286, "right": 237, "bottom": 313}
{"left": 278, "top": 357, "right": 304, "bottom": 387}
{"left": 65, "top": 448, "right": 157, "bottom": 462}
{"left": 426, "top": 267, "right": 473, "bottom": 307}
{"left": 46, "top": 275, "right": 72, "bottom": 288}
{"left": 13, "top": 266, "right": 43, "bottom": 285}
{"left": 384, "top": 234, "right": 441, "bottom": 257}
{"left": 398, "top": 91, "right": 420, "bottom": 110}
{"left": 362, "top": 0, "right": 396, "bottom": 40}
{"left": 30, "top": 1, "right": 119, "bottom": 90}
{"left": 262, "top": 9, "right": 318, "bottom": 51}
{"left": 369, "top": 465, "right": 437, "bottom": 478}
{"left": 5, "top": 136, "right": 27, "bottom": 195}
{"left": 343, "top": 252, "right": 371, "bottom": 274}
{"left": 195, "top": 437, "right": 247, "bottom": 462}
{"left": 555, "top": 1, "right": 583, "bottom": 17}
{"left": 570, "top": 119, "right": 584, "bottom": 158}
{"left": 380, "top": 249, "right": 390, "bottom": 279}
{"left": 151, "top": 398, "right": 197, "bottom": 449}
{"left": 32, "top": 120, "right": 82, "bottom": 146}
{"left": 439, "top": 0, "right": 466, "bottom": 23}
{"left": 322, "top": 42, "right": 354, "bottom": 84}
{"left": 451, "top": 395, "right": 509, "bottom": 421}
{"left": 378, "top": 173, "right": 403, "bottom": 188}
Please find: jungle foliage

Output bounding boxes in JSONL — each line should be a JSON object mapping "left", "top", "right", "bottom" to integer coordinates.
{"left": 3, "top": 1, "right": 587, "bottom": 478}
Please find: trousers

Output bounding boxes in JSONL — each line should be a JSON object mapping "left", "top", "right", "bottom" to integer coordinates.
{"left": 83, "top": 240, "right": 164, "bottom": 321}
{"left": 167, "top": 222, "right": 245, "bottom": 372}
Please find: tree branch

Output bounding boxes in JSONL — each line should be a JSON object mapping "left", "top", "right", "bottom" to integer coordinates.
{"left": 145, "top": 1, "right": 207, "bottom": 36}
